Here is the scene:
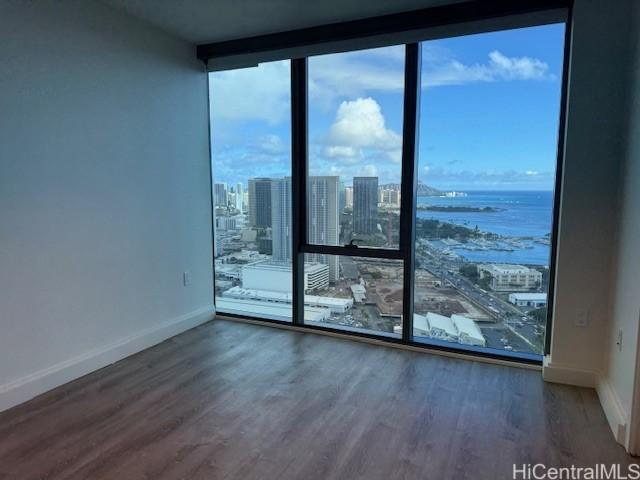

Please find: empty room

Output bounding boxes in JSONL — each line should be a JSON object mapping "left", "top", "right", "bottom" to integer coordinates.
{"left": 1, "top": 0, "right": 640, "bottom": 478}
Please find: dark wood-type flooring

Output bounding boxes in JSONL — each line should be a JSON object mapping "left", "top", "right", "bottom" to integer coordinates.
{"left": 0, "top": 319, "right": 635, "bottom": 479}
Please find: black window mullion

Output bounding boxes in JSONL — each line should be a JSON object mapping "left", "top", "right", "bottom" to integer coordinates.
{"left": 301, "top": 243, "right": 404, "bottom": 260}
{"left": 291, "top": 58, "right": 308, "bottom": 326}
{"left": 400, "top": 43, "right": 421, "bottom": 344}
{"left": 545, "top": 11, "right": 573, "bottom": 355}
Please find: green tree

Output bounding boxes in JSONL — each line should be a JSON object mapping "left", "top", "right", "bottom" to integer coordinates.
{"left": 529, "top": 307, "right": 547, "bottom": 324}
{"left": 478, "top": 272, "right": 493, "bottom": 290}
{"left": 459, "top": 264, "right": 479, "bottom": 282}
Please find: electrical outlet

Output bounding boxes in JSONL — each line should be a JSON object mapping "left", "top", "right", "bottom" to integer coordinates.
{"left": 183, "top": 271, "right": 192, "bottom": 286}
{"left": 575, "top": 309, "right": 589, "bottom": 328}
{"left": 616, "top": 329, "right": 623, "bottom": 352}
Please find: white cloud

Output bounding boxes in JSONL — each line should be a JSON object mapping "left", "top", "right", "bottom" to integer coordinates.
{"left": 259, "top": 134, "right": 287, "bottom": 154}
{"left": 209, "top": 61, "right": 290, "bottom": 125}
{"left": 325, "top": 145, "right": 360, "bottom": 158}
{"left": 421, "top": 166, "right": 554, "bottom": 189}
{"left": 310, "top": 97, "right": 403, "bottom": 182}
{"left": 325, "top": 97, "right": 402, "bottom": 159}
{"left": 487, "top": 51, "right": 550, "bottom": 80}
{"left": 363, "top": 164, "right": 379, "bottom": 177}
{"left": 309, "top": 46, "right": 405, "bottom": 108}
{"left": 209, "top": 48, "right": 553, "bottom": 126}
{"left": 309, "top": 46, "right": 553, "bottom": 106}
{"left": 424, "top": 50, "right": 552, "bottom": 87}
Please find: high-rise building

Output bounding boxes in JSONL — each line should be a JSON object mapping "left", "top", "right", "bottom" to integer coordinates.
{"left": 353, "top": 177, "right": 378, "bottom": 234}
{"left": 390, "top": 189, "right": 400, "bottom": 206}
{"left": 248, "top": 178, "right": 273, "bottom": 228}
{"left": 308, "top": 176, "right": 340, "bottom": 282}
{"left": 235, "top": 182, "right": 244, "bottom": 212}
{"left": 216, "top": 216, "right": 237, "bottom": 231}
{"left": 379, "top": 187, "right": 401, "bottom": 207}
{"left": 271, "top": 177, "right": 292, "bottom": 263}
{"left": 338, "top": 181, "right": 346, "bottom": 214}
{"left": 214, "top": 182, "right": 228, "bottom": 208}
{"left": 345, "top": 187, "right": 353, "bottom": 208}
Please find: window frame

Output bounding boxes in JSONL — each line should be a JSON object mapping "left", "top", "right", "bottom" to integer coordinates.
{"left": 205, "top": 0, "right": 573, "bottom": 365}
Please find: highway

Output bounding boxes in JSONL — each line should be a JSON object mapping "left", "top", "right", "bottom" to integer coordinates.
{"left": 417, "top": 250, "right": 544, "bottom": 354}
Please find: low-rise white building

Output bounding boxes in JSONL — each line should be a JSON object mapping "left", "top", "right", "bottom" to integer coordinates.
{"left": 451, "top": 314, "right": 486, "bottom": 347}
{"left": 350, "top": 284, "right": 366, "bottom": 303}
{"left": 305, "top": 263, "right": 330, "bottom": 291}
{"left": 478, "top": 264, "right": 542, "bottom": 291}
{"left": 215, "top": 263, "right": 241, "bottom": 280}
{"left": 425, "top": 312, "right": 458, "bottom": 342}
{"left": 241, "top": 261, "right": 329, "bottom": 293}
{"left": 508, "top": 292, "right": 548, "bottom": 308}
{"left": 222, "top": 286, "right": 352, "bottom": 314}
{"left": 304, "top": 294, "right": 353, "bottom": 313}
{"left": 413, "top": 312, "right": 486, "bottom": 347}
{"left": 215, "top": 297, "right": 330, "bottom": 322}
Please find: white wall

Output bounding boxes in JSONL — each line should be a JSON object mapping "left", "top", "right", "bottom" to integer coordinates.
{"left": 544, "top": 0, "right": 633, "bottom": 385}
{"left": 542, "top": 0, "right": 640, "bottom": 452}
{"left": 598, "top": 0, "right": 640, "bottom": 451}
{"left": 0, "top": 1, "right": 214, "bottom": 411}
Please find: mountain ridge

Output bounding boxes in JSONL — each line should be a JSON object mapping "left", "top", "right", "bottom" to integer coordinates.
{"left": 379, "top": 182, "right": 444, "bottom": 196}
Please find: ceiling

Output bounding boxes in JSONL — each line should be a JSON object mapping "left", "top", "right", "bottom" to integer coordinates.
{"left": 102, "top": 0, "right": 465, "bottom": 45}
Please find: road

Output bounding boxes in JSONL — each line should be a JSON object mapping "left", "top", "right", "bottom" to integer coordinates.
{"left": 417, "top": 249, "right": 544, "bottom": 354}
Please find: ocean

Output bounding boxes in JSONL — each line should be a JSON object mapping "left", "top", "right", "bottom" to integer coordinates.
{"left": 417, "top": 190, "right": 554, "bottom": 266}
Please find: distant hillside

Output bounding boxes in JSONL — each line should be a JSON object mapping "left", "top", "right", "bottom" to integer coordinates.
{"left": 379, "top": 182, "right": 443, "bottom": 196}
{"left": 417, "top": 183, "right": 443, "bottom": 196}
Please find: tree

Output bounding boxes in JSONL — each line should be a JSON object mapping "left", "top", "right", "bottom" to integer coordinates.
{"left": 478, "top": 272, "right": 493, "bottom": 290}
{"left": 459, "top": 264, "right": 479, "bottom": 282}
{"left": 529, "top": 307, "right": 547, "bottom": 324}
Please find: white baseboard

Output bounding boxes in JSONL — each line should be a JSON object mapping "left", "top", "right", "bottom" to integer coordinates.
{"left": 0, "top": 305, "right": 215, "bottom": 413}
{"left": 597, "top": 377, "right": 629, "bottom": 447}
{"left": 542, "top": 356, "right": 598, "bottom": 387}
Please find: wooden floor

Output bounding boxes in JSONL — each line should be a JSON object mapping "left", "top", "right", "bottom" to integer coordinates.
{"left": 0, "top": 319, "right": 635, "bottom": 480}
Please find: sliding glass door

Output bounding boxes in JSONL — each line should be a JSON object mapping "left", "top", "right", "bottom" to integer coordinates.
{"left": 208, "top": 17, "right": 567, "bottom": 362}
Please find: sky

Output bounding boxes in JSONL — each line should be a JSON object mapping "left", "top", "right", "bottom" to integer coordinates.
{"left": 209, "top": 23, "right": 565, "bottom": 191}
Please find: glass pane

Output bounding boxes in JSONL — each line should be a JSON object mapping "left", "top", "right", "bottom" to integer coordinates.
{"left": 303, "top": 254, "right": 403, "bottom": 337}
{"left": 209, "top": 61, "right": 292, "bottom": 321}
{"left": 413, "top": 25, "right": 565, "bottom": 356}
{"left": 307, "top": 46, "right": 405, "bottom": 250}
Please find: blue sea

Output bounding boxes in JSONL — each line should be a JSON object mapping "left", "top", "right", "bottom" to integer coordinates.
{"left": 417, "top": 191, "right": 554, "bottom": 266}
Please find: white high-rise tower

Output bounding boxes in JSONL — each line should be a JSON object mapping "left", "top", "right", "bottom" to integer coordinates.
{"left": 271, "top": 177, "right": 292, "bottom": 263}
{"left": 235, "top": 182, "right": 244, "bottom": 212}
{"left": 308, "top": 176, "right": 340, "bottom": 282}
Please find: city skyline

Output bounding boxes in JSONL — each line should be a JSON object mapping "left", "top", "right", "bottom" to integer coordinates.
{"left": 212, "top": 171, "right": 554, "bottom": 354}
{"left": 210, "top": 24, "right": 563, "bottom": 356}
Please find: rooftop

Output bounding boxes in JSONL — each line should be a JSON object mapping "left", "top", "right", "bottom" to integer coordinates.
{"left": 426, "top": 312, "right": 458, "bottom": 337}
{"left": 223, "top": 286, "right": 352, "bottom": 307}
{"left": 481, "top": 264, "right": 537, "bottom": 273}
{"left": 508, "top": 293, "right": 548, "bottom": 300}
{"left": 451, "top": 314, "right": 485, "bottom": 341}
{"left": 216, "top": 297, "right": 329, "bottom": 322}
{"left": 243, "top": 260, "right": 329, "bottom": 274}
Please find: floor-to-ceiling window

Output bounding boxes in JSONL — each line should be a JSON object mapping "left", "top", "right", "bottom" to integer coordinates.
{"left": 413, "top": 24, "right": 565, "bottom": 356}
{"left": 209, "top": 61, "right": 293, "bottom": 321}
{"left": 207, "top": 8, "right": 568, "bottom": 361}
{"left": 303, "top": 46, "right": 406, "bottom": 335}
